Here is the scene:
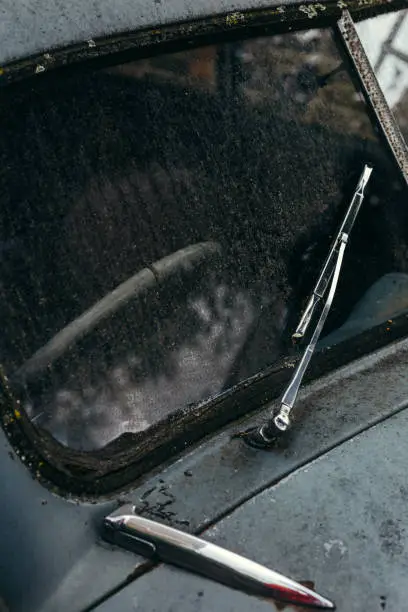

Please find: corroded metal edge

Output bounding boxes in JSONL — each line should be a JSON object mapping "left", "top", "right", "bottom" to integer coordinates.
{"left": 336, "top": 9, "right": 408, "bottom": 186}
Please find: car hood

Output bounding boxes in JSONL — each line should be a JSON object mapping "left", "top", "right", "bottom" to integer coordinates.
{"left": 97, "top": 404, "right": 408, "bottom": 611}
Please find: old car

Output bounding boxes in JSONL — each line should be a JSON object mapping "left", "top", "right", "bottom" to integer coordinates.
{"left": 1, "top": 0, "right": 408, "bottom": 610}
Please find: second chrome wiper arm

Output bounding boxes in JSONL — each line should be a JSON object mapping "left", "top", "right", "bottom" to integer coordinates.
{"left": 293, "top": 164, "right": 373, "bottom": 340}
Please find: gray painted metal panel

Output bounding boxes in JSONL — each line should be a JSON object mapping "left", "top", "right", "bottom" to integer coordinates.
{"left": 0, "top": 0, "right": 302, "bottom": 67}
{"left": 97, "top": 407, "right": 408, "bottom": 611}
{"left": 0, "top": 431, "right": 143, "bottom": 612}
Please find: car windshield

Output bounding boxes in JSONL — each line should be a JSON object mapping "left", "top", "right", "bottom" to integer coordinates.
{"left": 0, "top": 26, "right": 407, "bottom": 452}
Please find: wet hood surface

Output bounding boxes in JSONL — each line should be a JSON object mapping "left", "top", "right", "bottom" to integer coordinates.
{"left": 97, "top": 406, "right": 408, "bottom": 612}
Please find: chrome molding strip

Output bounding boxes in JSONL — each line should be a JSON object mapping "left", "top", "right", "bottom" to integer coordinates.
{"left": 103, "top": 504, "right": 335, "bottom": 609}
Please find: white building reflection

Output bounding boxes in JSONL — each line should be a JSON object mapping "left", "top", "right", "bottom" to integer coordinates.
{"left": 357, "top": 10, "right": 408, "bottom": 110}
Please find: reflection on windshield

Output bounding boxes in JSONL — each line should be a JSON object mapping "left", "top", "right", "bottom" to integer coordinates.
{"left": 0, "top": 28, "right": 407, "bottom": 451}
{"left": 356, "top": 10, "right": 408, "bottom": 144}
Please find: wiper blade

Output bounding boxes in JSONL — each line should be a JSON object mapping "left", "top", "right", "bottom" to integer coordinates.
{"left": 293, "top": 165, "right": 373, "bottom": 340}
{"left": 243, "top": 165, "right": 373, "bottom": 448}
{"left": 103, "top": 504, "right": 335, "bottom": 609}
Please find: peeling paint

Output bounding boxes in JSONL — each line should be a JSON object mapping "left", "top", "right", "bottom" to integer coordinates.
{"left": 323, "top": 539, "right": 348, "bottom": 557}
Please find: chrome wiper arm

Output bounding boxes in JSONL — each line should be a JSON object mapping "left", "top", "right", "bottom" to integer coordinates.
{"left": 293, "top": 164, "right": 373, "bottom": 340}
{"left": 103, "top": 504, "right": 335, "bottom": 609}
{"left": 242, "top": 165, "right": 373, "bottom": 449}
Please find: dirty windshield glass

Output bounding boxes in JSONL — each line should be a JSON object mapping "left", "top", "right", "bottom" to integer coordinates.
{"left": 356, "top": 9, "right": 408, "bottom": 144}
{"left": 0, "top": 27, "right": 407, "bottom": 451}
